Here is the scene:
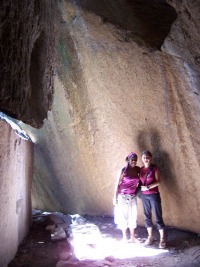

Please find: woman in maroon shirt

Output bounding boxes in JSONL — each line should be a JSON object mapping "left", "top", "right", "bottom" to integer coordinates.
{"left": 140, "top": 150, "right": 166, "bottom": 249}
{"left": 113, "top": 152, "right": 140, "bottom": 242}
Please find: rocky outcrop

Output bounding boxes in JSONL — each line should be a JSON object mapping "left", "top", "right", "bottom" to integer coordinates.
{"left": 0, "top": 120, "right": 33, "bottom": 267}
{"left": 78, "top": 0, "right": 177, "bottom": 49}
{"left": 0, "top": 0, "right": 58, "bottom": 127}
{"left": 0, "top": 1, "right": 57, "bottom": 265}
{"left": 165, "top": 0, "right": 200, "bottom": 74}
{"left": 1, "top": 0, "right": 200, "bottom": 248}
{"left": 26, "top": 0, "right": 200, "bottom": 233}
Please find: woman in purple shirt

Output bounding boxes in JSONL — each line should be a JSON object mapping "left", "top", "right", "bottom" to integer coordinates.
{"left": 113, "top": 152, "right": 140, "bottom": 242}
{"left": 140, "top": 150, "right": 166, "bottom": 249}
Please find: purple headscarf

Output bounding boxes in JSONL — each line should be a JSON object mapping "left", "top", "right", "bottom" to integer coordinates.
{"left": 126, "top": 152, "right": 138, "bottom": 161}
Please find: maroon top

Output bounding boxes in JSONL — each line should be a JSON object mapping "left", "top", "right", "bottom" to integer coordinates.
{"left": 140, "top": 164, "right": 159, "bottom": 195}
{"left": 118, "top": 165, "right": 140, "bottom": 196}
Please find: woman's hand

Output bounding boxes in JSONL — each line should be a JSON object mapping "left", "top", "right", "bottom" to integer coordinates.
{"left": 141, "top": 185, "right": 149, "bottom": 191}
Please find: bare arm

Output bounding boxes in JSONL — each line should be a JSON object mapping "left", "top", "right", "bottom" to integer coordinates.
{"left": 113, "top": 169, "right": 124, "bottom": 205}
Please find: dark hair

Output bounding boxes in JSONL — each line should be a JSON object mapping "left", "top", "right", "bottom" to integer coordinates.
{"left": 142, "top": 150, "right": 152, "bottom": 158}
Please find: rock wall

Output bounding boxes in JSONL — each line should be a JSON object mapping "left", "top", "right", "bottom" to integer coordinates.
{"left": 0, "top": 121, "right": 33, "bottom": 267}
{"left": 25, "top": 0, "right": 200, "bottom": 233}
{"left": 165, "top": 0, "right": 200, "bottom": 73}
{"left": 0, "top": 1, "right": 57, "bottom": 264}
{"left": 1, "top": 0, "right": 200, "bottom": 248}
{"left": 0, "top": 0, "right": 58, "bottom": 127}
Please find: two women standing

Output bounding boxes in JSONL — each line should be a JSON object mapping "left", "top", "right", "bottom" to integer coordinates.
{"left": 113, "top": 150, "right": 166, "bottom": 249}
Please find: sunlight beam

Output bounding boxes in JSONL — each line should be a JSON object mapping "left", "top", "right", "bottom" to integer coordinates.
{"left": 68, "top": 221, "right": 168, "bottom": 261}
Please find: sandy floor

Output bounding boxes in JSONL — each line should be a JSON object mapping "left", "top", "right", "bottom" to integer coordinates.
{"left": 8, "top": 214, "right": 200, "bottom": 267}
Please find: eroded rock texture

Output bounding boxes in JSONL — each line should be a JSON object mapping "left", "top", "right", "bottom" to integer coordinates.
{"left": 165, "top": 0, "right": 200, "bottom": 75}
{"left": 0, "top": 1, "right": 57, "bottom": 266}
{"left": 78, "top": 0, "right": 177, "bottom": 49}
{"left": 1, "top": 0, "right": 200, "bottom": 241}
{"left": 24, "top": 0, "right": 200, "bottom": 233}
{"left": 0, "top": 121, "right": 33, "bottom": 267}
{"left": 0, "top": 0, "right": 57, "bottom": 127}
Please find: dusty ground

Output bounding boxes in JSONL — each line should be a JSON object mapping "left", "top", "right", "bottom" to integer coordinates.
{"left": 8, "top": 214, "right": 200, "bottom": 267}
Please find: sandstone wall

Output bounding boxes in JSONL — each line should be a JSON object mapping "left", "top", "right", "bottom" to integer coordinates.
{"left": 0, "top": 121, "right": 33, "bottom": 267}
{"left": 25, "top": 0, "right": 200, "bottom": 233}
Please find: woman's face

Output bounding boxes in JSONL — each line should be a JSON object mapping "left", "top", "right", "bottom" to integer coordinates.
{"left": 128, "top": 157, "right": 137, "bottom": 168}
{"left": 142, "top": 154, "right": 151, "bottom": 166}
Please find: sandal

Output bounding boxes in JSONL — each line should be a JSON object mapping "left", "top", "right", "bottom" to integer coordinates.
{"left": 159, "top": 239, "right": 166, "bottom": 249}
{"left": 144, "top": 236, "right": 154, "bottom": 245}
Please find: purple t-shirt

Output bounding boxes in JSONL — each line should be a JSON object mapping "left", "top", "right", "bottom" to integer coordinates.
{"left": 140, "top": 164, "right": 159, "bottom": 195}
{"left": 118, "top": 166, "right": 140, "bottom": 196}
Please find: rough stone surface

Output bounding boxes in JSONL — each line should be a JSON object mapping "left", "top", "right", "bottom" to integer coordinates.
{"left": 78, "top": 0, "right": 177, "bottom": 49}
{"left": 1, "top": 6, "right": 200, "bottom": 267}
{"left": 0, "top": 120, "right": 33, "bottom": 267}
{"left": 8, "top": 214, "right": 200, "bottom": 267}
{"left": 164, "top": 0, "right": 200, "bottom": 74}
{"left": 21, "top": 0, "right": 200, "bottom": 233}
{"left": 0, "top": 0, "right": 58, "bottom": 127}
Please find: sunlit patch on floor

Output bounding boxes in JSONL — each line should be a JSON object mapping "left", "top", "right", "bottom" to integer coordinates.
{"left": 68, "top": 219, "right": 168, "bottom": 261}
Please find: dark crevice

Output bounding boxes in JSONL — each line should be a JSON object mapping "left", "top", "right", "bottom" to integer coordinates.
{"left": 78, "top": 0, "right": 177, "bottom": 49}
{"left": 29, "top": 31, "right": 47, "bottom": 125}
